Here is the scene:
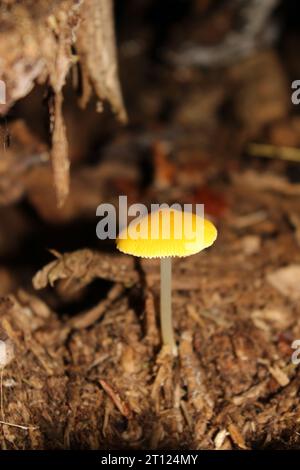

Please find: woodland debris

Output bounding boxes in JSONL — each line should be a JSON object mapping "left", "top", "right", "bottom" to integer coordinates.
{"left": 268, "top": 365, "right": 290, "bottom": 387}
{"left": 179, "top": 330, "right": 214, "bottom": 444}
{"left": 251, "top": 307, "right": 294, "bottom": 331}
{"left": 99, "top": 379, "right": 132, "bottom": 419}
{"left": 120, "top": 345, "right": 137, "bottom": 375}
{"left": 179, "top": 330, "right": 213, "bottom": 413}
{"left": 187, "top": 304, "right": 206, "bottom": 329}
{"left": 69, "top": 283, "right": 124, "bottom": 329}
{"left": 248, "top": 142, "right": 300, "bottom": 163}
{"left": 227, "top": 422, "right": 248, "bottom": 450}
{"left": 231, "top": 380, "right": 270, "bottom": 406}
{"left": 0, "top": 293, "right": 68, "bottom": 448}
{"left": 151, "top": 345, "right": 173, "bottom": 412}
{"left": 0, "top": 420, "right": 36, "bottom": 430}
{"left": 214, "top": 428, "right": 228, "bottom": 450}
{"left": 267, "top": 265, "right": 300, "bottom": 301}
{"left": 230, "top": 210, "right": 267, "bottom": 229}
{"left": 0, "top": 0, "right": 126, "bottom": 206}
{"left": 240, "top": 235, "right": 261, "bottom": 256}
{"left": 232, "top": 170, "right": 300, "bottom": 196}
{"left": 76, "top": 0, "right": 126, "bottom": 122}
{"left": 32, "top": 249, "right": 139, "bottom": 291}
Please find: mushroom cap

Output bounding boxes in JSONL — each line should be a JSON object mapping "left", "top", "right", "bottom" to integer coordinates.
{"left": 116, "top": 207, "right": 217, "bottom": 258}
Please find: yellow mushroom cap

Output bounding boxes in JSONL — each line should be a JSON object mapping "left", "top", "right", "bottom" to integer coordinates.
{"left": 116, "top": 207, "right": 217, "bottom": 258}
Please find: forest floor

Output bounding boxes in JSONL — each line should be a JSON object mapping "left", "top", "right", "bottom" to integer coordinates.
{"left": 1, "top": 120, "right": 300, "bottom": 449}
{"left": 1, "top": 12, "right": 300, "bottom": 447}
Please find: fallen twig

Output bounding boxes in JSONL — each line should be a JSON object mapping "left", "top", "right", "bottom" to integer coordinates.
{"left": 248, "top": 142, "right": 300, "bottom": 163}
{"left": 69, "top": 283, "right": 124, "bottom": 329}
{"left": 0, "top": 420, "right": 37, "bottom": 430}
{"left": 99, "top": 379, "right": 132, "bottom": 418}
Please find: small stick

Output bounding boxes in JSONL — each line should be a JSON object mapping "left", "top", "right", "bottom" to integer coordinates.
{"left": 70, "top": 283, "right": 124, "bottom": 329}
{"left": 99, "top": 379, "right": 132, "bottom": 418}
{"left": 0, "top": 420, "right": 37, "bottom": 430}
{"left": 248, "top": 143, "right": 300, "bottom": 163}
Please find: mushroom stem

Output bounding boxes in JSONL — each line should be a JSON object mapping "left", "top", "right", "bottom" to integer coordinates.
{"left": 160, "top": 257, "right": 176, "bottom": 355}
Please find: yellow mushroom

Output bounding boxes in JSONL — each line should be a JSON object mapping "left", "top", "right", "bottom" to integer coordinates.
{"left": 117, "top": 207, "right": 217, "bottom": 355}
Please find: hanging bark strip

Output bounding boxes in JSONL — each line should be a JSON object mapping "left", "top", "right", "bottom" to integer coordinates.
{"left": 76, "top": 0, "right": 127, "bottom": 122}
{"left": 50, "top": 92, "right": 69, "bottom": 208}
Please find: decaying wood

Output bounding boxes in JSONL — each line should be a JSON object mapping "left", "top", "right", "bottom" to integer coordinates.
{"left": 32, "top": 249, "right": 139, "bottom": 291}
{"left": 179, "top": 330, "right": 214, "bottom": 445}
{"left": 76, "top": 0, "right": 127, "bottom": 122}
{"left": 99, "top": 379, "right": 132, "bottom": 418}
{"left": 50, "top": 92, "right": 70, "bottom": 208}
{"left": 0, "top": 0, "right": 126, "bottom": 206}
